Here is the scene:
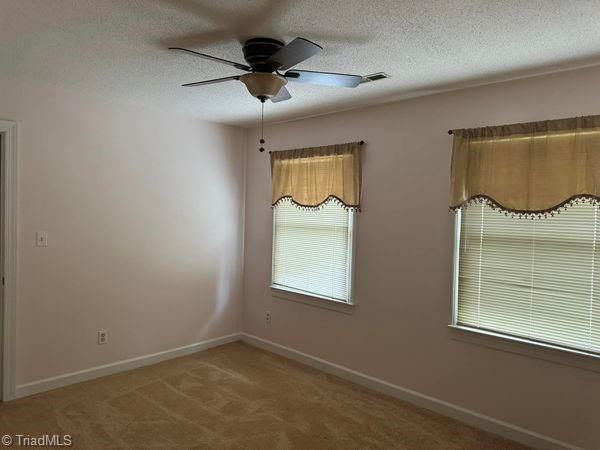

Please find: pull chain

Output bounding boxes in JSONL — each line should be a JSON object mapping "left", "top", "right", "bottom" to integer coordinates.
{"left": 259, "top": 100, "right": 266, "bottom": 152}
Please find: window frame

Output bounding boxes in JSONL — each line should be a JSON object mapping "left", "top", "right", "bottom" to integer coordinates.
{"left": 270, "top": 204, "right": 357, "bottom": 311}
{"left": 450, "top": 209, "right": 600, "bottom": 371}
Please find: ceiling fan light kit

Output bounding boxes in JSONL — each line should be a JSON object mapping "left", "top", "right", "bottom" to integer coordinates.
{"left": 239, "top": 73, "right": 287, "bottom": 101}
{"left": 170, "top": 36, "right": 381, "bottom": 151}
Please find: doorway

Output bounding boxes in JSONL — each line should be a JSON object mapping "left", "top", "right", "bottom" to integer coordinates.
{"left": 0, "top": 120, "right": 17, "bottom": 401}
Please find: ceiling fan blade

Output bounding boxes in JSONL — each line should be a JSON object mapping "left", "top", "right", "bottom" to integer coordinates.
{"left": 267, "top": 37, "right": 322, "bottom": 71}
{"left": 169, "top": 47, "right": 251, "bottom": 72}
{"left": 182, "top": 76, "right": 240, "bottom": 87}
{"left": 285, "top": 70, "right": 363, "bottom": 88}
{"left": 270, "top": 86, "right": 292, "bottom": 103}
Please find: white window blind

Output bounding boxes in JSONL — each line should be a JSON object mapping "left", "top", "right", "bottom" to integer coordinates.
{"left": 456, "top": 202, "right": 600, "bottom": 354}
{"left": 272, "top": 199, "right": 354, "bottom": 303}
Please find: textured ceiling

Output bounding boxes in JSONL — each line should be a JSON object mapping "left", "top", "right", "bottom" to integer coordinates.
{"left": 2, "top": 0, "right": 600, "bottom": 127}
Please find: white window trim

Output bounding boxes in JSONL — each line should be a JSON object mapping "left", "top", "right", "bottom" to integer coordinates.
{"left": 450, "top": 209, "right": 600, "bottom": 373}
{"left": 270, "top": 205, "right": 357, "bottom": 313}
{"left": 270, "top": 285, "right": 355, "bottom": 314}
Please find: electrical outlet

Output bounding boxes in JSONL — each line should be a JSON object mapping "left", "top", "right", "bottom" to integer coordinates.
{"left": 98, "top": 330, "right": 107, "bottom": 345}
{"left": 265, "top": 310, "right": 271, "bottom": 325}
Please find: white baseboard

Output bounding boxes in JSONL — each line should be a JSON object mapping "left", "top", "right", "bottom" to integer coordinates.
{"left": 240, "top": 332, "right": 578, "bottom": 450}
{"left": 12, "top": 331, "right": 581, "bottom": 449}
{"left": 16, "top": 333, "right": 241, "bottom": 399}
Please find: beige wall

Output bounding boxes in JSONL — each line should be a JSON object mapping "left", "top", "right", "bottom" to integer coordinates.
{"left": 242, "top": 66, "right": 600, "bottom": 449}
{"left": 0, "top": 77, "right": 246, "bottom": 385}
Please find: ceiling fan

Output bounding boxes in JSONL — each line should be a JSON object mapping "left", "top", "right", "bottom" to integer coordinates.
{"left": 171, "top": 37, "right": 369, "bottom": 151}
{"left": 170, "top": 37, "right": 366, "bottom": 103}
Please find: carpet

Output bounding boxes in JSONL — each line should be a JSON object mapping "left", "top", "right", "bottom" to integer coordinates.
{"left": 0, "top": 341, "right": 527, "bottom": 448}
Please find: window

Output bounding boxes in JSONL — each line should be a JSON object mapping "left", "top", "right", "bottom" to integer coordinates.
{"left": 271, "top": 199, "right": 355, "bottom": 304}
{"left": 453, "top": 202, "right": 600, "bottom": 355}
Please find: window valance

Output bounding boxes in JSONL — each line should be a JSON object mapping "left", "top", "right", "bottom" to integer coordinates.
{"left": 270, "top": 142, "right": 362, "bottom": 210}
{"left": 450, "top": 115, "right": 600, "bottom": 217}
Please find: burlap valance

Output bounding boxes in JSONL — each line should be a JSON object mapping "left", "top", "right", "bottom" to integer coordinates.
{"left": 450, "top": 115, "right": 600, "bottom": 216}
{"left": 270, "top": 142, "right": 362, "bottom": 210}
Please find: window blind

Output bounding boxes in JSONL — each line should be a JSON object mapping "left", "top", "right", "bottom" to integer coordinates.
{"left": 457, "top": 202, "right": 600, "bottom": 354}
{"left": 272, "top": 200, "right": 354, "bottom": 303}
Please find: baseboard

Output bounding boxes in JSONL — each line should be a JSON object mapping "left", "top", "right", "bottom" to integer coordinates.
{"left": 16, "top": 333, "right": 241, "bottom": 399}
{"left": 240, "top": 332, "right": 578, "bottom": 450}
{"left": 12, "top": 331, "right": 582, "bottom": 448}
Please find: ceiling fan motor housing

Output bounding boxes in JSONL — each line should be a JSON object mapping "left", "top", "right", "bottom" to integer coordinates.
{"left": 242, "top": 37, "right": 285, "bottom": 72}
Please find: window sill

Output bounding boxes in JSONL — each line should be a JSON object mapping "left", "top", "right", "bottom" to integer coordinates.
{"left": 270, "top": 285, "right": 355, "bottom": 314}
{"left": 449, "top": 324, "right": 600, "bottom": 374}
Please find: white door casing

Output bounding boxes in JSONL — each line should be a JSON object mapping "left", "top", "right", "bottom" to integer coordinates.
{"left": 0, "top": 120, "right": 17, "bottom": 401}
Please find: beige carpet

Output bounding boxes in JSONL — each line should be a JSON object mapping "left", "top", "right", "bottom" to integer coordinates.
{"left": 0, "top": 342, "right": 527, "bottom": 449}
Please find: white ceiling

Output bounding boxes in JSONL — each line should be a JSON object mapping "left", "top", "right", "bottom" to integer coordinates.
{"left": 2, "top": 0, "right": 600, "bottom": 127}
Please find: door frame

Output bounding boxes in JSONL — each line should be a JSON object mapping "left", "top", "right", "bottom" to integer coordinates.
{"left": 0, "top": 120, "right": 17, "bottom": 401}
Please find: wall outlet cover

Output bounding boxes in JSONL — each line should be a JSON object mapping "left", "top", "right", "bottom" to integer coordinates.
{"left": 98, "top": 330, "right": 107, "bottom": 345}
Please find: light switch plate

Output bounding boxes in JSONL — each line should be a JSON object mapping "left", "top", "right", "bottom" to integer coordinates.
{"left": 36, "top": 231, "right": 47, "bottom": 247}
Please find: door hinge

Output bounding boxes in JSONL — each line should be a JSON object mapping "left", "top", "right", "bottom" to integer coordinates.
{"left": 2, "top": 277, "right": 4, "bottom": 286}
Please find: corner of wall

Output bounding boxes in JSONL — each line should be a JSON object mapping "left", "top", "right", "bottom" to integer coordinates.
{"left": 239, "top": 127, "right": 250, "bottom": 333}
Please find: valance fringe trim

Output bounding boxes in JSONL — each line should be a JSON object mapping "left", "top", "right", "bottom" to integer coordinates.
{"left": 450, "top": 195, "right": 600, "bottom": 219}
{"left": 272, "top": 195, "right": 360, "bottom": 212}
